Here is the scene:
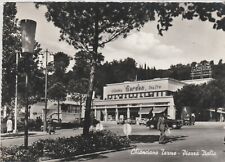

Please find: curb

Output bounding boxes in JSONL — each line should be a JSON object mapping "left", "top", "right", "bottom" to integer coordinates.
{"left": 1, "top": 132, "right": 48, "bottom": 140}
{"left": 39, "top": 145, "right": 136, "bottom": 162}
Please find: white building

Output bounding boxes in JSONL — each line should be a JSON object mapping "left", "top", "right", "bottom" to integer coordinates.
{"left": 182, "top": 78, "right": 213, "bottom": 85}
{"left": 93, "top": 78, "right": 187, "bottom": 121}
{"left": 30, "top": 94, "right": 86, "bottom": 123}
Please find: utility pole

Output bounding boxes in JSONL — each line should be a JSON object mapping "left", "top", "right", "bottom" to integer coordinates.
{"left": 43, "top": 49, "right": 48, "bottom": 132}
{"left": 13, "top": 51, "right": 19, "bottom": 133}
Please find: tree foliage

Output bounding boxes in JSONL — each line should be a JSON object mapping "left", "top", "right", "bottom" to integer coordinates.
{"left": 48, "top": 82, "right": 67, "bottom": 121}
{"left": 72, "top": 51, "right": 92, "bottom": 81}
{"left": 50, "top": 52, "right": 70, "bottom": 83}
{"left": 174, "top": 79, "right": 225, "bottom": 121}
{"left": 3, "top": 2, "right": 44, "bottom": 108}
{"left": 48, "top": 82, "right": 66, "bottom": 101}
{"left": 174, "top": 84, "right": 203, "bottom": 112}
{"left": 2, "top": 2, "right": 21, "bottom": 105}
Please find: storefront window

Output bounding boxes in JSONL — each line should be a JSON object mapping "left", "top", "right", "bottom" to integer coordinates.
{"left": 108, "top": 95, "right": 112, "bottom": 99}
{"left": 129, "top": 93, "right": 138, "bottom": 98}
{"left": 139, "top": 92, "right": 144, "bottom": 98}
{"left": 118, "top": 94, "right": 123, "bottom": 99}
{"left": 166, "top": 91, "right": 172, "bottom": 96}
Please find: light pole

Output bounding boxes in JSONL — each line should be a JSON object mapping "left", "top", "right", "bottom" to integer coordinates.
{"left": 20, "top": 19, "right": 36, "bottom": 148}
{"left": 43, "top": 49, "right": 49, "bottom": 132}
{"left": 13, "top": 50, "right": 19, "bottom": 133}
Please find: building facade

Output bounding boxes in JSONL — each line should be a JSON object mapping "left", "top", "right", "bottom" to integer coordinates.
{"left": 30, "top": 94, "right": 86, "bottom": 123}
{"left": 93, "top": 78, "right": 187, "bottom": 122}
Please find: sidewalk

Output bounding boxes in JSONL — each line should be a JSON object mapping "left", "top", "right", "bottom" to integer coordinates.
{"left": 0, "top": 131, "right": 47, "bottom": 140}
{"left": 194, "top": 121, "right": 225, "bottom": 128}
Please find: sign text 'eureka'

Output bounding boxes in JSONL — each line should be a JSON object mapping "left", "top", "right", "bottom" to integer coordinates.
{"left": 111, "top": 84, "right": 162, "bottom": 93}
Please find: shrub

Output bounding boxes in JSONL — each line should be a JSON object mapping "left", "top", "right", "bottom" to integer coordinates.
{"left": 1, "top": 130, "right": 131, "bottom": 162}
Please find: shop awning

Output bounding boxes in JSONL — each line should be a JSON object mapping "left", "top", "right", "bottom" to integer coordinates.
{"left": 138, "top": 108, "right": 153, "bottom": 114}
{"left": 152, "top": 107, "right": 167, "bottom": 114}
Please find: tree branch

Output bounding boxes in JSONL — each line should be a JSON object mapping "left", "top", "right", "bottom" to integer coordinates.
{"left": 99, "top": 25, "right": 130, "bottom": 47}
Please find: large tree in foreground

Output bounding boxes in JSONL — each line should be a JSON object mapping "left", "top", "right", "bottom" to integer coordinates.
{"left": 36, "top": 2, "right": 225, "bottom": 134}
{"left": 36, "top": 2, "right": 159, "bottom": 135}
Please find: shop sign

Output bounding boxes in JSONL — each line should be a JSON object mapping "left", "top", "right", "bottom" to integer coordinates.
{"left": 110, "top": 83, "right": 162, "bottom": 94}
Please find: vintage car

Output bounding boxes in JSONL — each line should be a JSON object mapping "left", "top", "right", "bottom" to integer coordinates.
{"left": 146, "top": 116, "right": 182, "bottom": 129}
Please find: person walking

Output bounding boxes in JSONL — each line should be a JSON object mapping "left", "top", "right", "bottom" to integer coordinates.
{"left": 157, "top": 113, "right": 168, "bottom": 144}
{"left": 6, "top": 117, "right": 13, "bottom": 133}
{"left": 47, "top": 116, "right": 55, "bottom": 135}
{"left": 35, "top": 117, "right": 42, "bottom": 131}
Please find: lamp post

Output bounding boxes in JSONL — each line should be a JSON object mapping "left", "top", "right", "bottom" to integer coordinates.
{"left": 13, "top": 50, "right": 19, "bottom": 133}
{"left": 43, "top": 49, "right": 48, "bottom": 132}
{"left": 20, "top": 19, "right": 36, "bottom": 148}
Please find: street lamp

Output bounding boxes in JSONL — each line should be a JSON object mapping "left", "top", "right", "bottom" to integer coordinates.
{"left": 13, "top": 49, "right": 19, "bottom": 134}
{"left": 20, "top": 19, "right": 36, "bottom": 148}
{"left": 43, "top": 49, "right": 49, "bottom": 132}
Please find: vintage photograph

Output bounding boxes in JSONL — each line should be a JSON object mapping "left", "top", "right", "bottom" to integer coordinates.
{"left": 1, "top": 1, "right": 225, "bottom": 162}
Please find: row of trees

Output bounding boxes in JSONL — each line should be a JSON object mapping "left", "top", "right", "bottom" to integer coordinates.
{"left": 174, "top": 79, "right": 225, "bottom": 121}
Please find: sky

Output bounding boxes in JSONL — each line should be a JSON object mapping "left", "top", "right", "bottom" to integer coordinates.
{"left": 15, "top": 2, "right": 225, "bottom": 70}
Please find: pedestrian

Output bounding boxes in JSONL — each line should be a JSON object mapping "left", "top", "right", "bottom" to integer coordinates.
{"left": 157, "top": 113, "right": 168, "bottom": 144}
{"left": 191, "top": 113, "right": 195, "bottom": 125}
{"left": 148, "top": 109, "right": 153, "bottom": 120}
{"left": 47, "top": 116, "right": 55, "bottom": 135}
{"left": 6, "top": 117, "right": 13, "bottom": 133}
{"left": 36, "top": 117, "right": 42, "bottom": 131}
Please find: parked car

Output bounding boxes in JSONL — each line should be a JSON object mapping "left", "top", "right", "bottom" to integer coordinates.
{"left": 41, "top": 118, "right": 62, "bottom": 131}
{"left": 146, "top": 116, "right": 182, "bottom": 129}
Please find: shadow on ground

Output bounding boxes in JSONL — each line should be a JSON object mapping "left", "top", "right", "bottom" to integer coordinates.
{"left": 129, "top": 135, "right": 187, "bottom": 144}
{"left": 76, "top": 154, "right": 108, "bottom": 161}
{"left": 57, "top": 153, "right": 109, "bottom": 162}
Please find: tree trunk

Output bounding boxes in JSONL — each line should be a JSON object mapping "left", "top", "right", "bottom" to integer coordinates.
{"left": 83, "top": 64, "right": 96, "bottom": 135}
{"left": 83, "top": 7, "right": 99, "bottom": 135}
{"left": 58, "top": 99, "right": 60, "bottom": 122}
{"left": 79, "top": 95, "right": 82, "bottom": 124}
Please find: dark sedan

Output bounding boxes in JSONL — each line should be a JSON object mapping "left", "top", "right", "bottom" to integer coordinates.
{"left": 146, "top": 116, "right": 182, "bottom": 129}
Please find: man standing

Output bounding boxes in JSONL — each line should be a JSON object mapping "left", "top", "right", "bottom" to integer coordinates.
{"left": 157, "top": 113, "right": 168, "bottom": 144}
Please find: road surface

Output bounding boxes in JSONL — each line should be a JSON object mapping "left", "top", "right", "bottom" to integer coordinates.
{"left": 71, "top": 122, "right": 225, "bottom": 162}
{"left": 1, "top": 122, "right": 225, "bottom": 162}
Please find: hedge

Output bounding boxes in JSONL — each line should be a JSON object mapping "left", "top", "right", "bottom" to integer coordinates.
{"left": 1, "top": 130, "right": 130, "bottom": 162}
